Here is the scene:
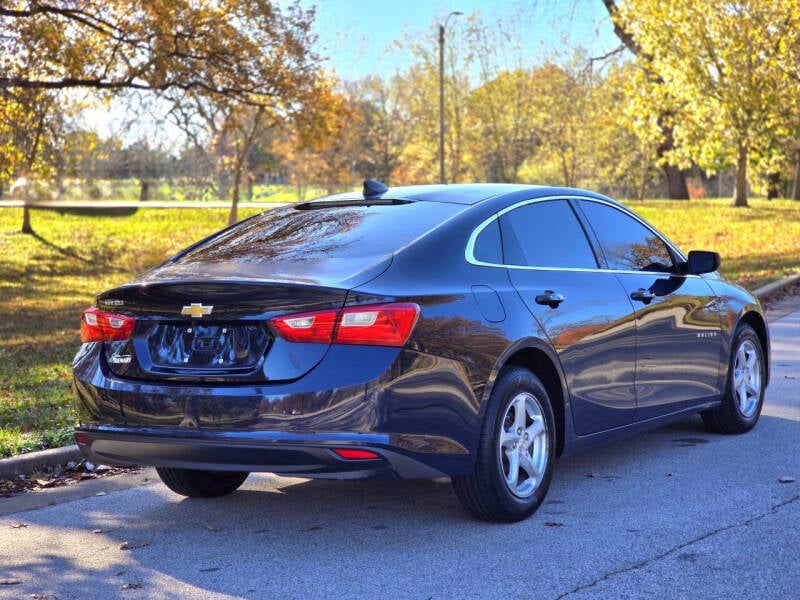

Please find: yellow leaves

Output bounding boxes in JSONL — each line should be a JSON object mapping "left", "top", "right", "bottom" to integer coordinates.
{"left": 612, "top": 0, "right": 800, "bottom": 198}
{"left": 0, "top": 1, "right": 322, "bottom": 109}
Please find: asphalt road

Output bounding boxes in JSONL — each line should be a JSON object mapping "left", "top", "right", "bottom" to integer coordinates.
{"left": 1, "top": 308, "right": 798, "bottom": 599}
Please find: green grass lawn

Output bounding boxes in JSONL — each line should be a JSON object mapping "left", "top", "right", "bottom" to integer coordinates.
{"left": 0, "top": 197, "right": 799, "bottom": 458}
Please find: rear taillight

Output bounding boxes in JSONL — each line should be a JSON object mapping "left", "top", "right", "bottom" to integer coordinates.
{"left": 270, "top": 303, "right": 419, "bottom": 347}
{"left": 80, "top": 307, "right": 136, "bottom": 342}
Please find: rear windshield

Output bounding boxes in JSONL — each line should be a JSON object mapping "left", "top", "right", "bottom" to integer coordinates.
{"left": 174, "top": 201, "right": 462, "bottom": 264}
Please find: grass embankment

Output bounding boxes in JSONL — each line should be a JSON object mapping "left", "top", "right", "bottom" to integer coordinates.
{"left": 0, "top": 197, "right": 799, "bottom": 457}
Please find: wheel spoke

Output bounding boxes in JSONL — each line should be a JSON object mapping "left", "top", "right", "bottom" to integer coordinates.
{"left": 505, "top": 446, "right": 520, "bottom": 487}
{"left": 512, "top": 397, "right": 527, "bottom": 431}
{"left": 499, "top": 428, "right": 519, "bottom": 448}
{"left": 735, "top": 345, "right": 748, "bottom": 370}
{"left": 519, "top": 451, "right": 540, "bottom": 481}
{"left": 526, "top": 416, "right": 545, "bottom": 441}
{"left": 744, "top": 349, "right": 757, "bottom": 371}
{"left": 733, "top": 369, "right": 746, "bottom": 389}
{"left": 736, "top": 381, "right": 749, "bottom": 407}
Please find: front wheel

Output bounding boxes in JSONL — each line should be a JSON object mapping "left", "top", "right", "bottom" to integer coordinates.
{"left": 156, "top": 467, "right": 249, "bottom": 498}
{"left": 702, "top": 324, "right": 765, "bottom": 434}
{"left": 452, "top": 367, "right": 556, "bottom": 522}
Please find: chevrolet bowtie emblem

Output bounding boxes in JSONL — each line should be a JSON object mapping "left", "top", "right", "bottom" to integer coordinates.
{"left": 181, "top": 303, "right": 213, "bottom": 318}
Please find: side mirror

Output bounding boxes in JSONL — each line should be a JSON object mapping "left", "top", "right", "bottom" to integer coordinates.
{"left": 686, "top": 250, "right": 721, "bottom": 275}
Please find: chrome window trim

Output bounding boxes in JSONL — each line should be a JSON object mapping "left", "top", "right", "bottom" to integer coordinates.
{"left": 464, "top": 195, "right": 691, "bottom": 273}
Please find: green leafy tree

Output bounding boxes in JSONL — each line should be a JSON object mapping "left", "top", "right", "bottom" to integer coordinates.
{"left": 606, "top": 0, "right": 800, "bottom": 206}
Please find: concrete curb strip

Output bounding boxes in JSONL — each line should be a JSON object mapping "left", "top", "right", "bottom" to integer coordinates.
{"left": 0, "top": 444, "right": 83, "bottom": 480}
{"left": 2, "top": 271, "right": 798, "bottom": 480}
{"left": 753, "top": 271, "right": 800, "bottom": 300}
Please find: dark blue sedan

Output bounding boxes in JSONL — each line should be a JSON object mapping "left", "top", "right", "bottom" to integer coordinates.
{"left": 72, "top": 182, "right": 769, "bottom": 521}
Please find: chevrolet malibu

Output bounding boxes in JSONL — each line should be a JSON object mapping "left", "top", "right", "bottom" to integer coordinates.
{"left": 72, "top": 182, "right": 769, "bottom": 522}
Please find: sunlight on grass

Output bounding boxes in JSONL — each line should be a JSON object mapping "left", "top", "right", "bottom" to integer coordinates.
{"left": 628, "top": 198, "right": 800, "bottom": 288}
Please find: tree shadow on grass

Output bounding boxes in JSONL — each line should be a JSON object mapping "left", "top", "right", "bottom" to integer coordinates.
{"left": 30, "top": 230, "right": 94, "bottom": 265}
{"left": 29, "top": 230, "right": 128, "bottom": 275}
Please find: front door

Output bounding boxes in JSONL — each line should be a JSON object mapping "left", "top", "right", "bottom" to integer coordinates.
{"left": 576, "top": 199, "right": 722, "bottom": 420}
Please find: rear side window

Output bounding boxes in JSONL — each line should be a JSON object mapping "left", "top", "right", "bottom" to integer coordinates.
{"left": 499, "top": 200, "right": 597, "bottom": 269}
{"left": 473, "top": 219, "right": 503, "bottom": 264}
{"left": 578, "top": 200, "right": 674, "bottom": 272}
{"left": 175, "top": 201, "right": 462, "bottom": 264}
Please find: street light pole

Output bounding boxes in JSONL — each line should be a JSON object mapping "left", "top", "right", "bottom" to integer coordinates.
{"left": 439, "top": 11, "right": 462, "bottom": 184}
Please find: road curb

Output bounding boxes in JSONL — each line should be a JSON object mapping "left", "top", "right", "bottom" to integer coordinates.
{"left": 753, "top": 271, "right": 800, "bottom": 301}
{"left": 0, "top": 444, "right": 83, "bottom": 480}
{"left": 2, "top": 272, "right": 799, "bottom": 480}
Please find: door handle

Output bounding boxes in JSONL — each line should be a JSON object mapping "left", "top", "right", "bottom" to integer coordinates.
{"left": 535, "top": 291, "right": 565, "bottom": 309}
{"left": 630, "top": 288, "right": 655, "bottom": 304}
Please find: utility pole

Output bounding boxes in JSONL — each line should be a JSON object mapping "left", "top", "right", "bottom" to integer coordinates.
{"left": 439, "top": 11, "right": 463, "bottom": 184}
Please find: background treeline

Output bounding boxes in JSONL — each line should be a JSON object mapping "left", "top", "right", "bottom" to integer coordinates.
{"left": 3, "top": 0, "right": 800, "bottom": 228}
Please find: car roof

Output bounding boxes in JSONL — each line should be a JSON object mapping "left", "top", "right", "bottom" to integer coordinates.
{"left": 306, "top": 183, "right": 609, "bottom": 206}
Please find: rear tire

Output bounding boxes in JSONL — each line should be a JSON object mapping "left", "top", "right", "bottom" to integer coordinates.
{"left": 452, "top": 367, "right": 556, "bottom": 522}
{"left": 702, "top": 324, "right": 765, "bottom": 434}
{"left": 156, "top": 467, "right": 249, "bottom": 498}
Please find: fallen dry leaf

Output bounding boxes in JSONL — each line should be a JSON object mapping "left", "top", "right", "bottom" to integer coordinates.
{"left": 119, "top": 540, "right": 151, "bottom": 551}
{"left": 121, "top": 582, "right": 142, "bottom": 590}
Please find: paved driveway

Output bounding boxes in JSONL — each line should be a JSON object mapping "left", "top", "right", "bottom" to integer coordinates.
{"left": 1, "top": 310, "right": 798, "bottom": 599}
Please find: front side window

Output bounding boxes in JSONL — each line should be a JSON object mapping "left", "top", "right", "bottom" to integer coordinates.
{"left": 578, "top": 200, "right": 674, "bottom": 272}
{"left": 499, "top": 200, "right": 597, "bottom": 269}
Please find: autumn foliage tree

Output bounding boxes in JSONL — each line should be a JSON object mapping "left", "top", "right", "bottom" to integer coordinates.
{"left": 0, "top": 0, "right": 323, "bottom": 228}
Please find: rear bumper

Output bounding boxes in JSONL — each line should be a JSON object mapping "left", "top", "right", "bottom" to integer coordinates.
{"left": 75, "top": 426, "right": 461, "bottom": 479}
{"left": 72, "top": 343, "right": 482, "bottom": 479}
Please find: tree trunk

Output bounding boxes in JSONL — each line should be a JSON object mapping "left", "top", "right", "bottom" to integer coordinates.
{"left": 657, "top": 128, "right": 689, "bottom": 199}
{"left": 792, "top": 151, "right": 800, "bottom": 201}
{"left": 139, "top": 179, "right": 150, "bottom": 201}
{"left": 766, "top": 172, "right": 781, "bottom": 200}
{"left": 732, "top": 144, "right": 749, "bottom": 207}
{"left": 21, "top": 204, "right": 33, "bottom": 234}
{"left": 228, "top": 172, "right": 241, "bottom": 226}
{"left": 662, "top": 164, "right": 689, "bottom": 200}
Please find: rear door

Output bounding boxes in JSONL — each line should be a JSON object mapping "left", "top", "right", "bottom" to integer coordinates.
{"left": 497, "top": 198, "right": 639, "bottom": 435}
{"left": 576, "top": 199, "right": 723, "bottom": 419}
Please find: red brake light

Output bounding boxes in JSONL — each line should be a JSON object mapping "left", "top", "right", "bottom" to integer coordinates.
{"left": 270, "top": 303, "right": 419, "bottom": 347}
{"left": 336, "top": 304, "right": 419, "bottom": 346}
{"left": 270, "top": 309, "right": 338, "bottom": 343}
{"left": 80, "top": 307, "right": 136, "bottom": 342}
